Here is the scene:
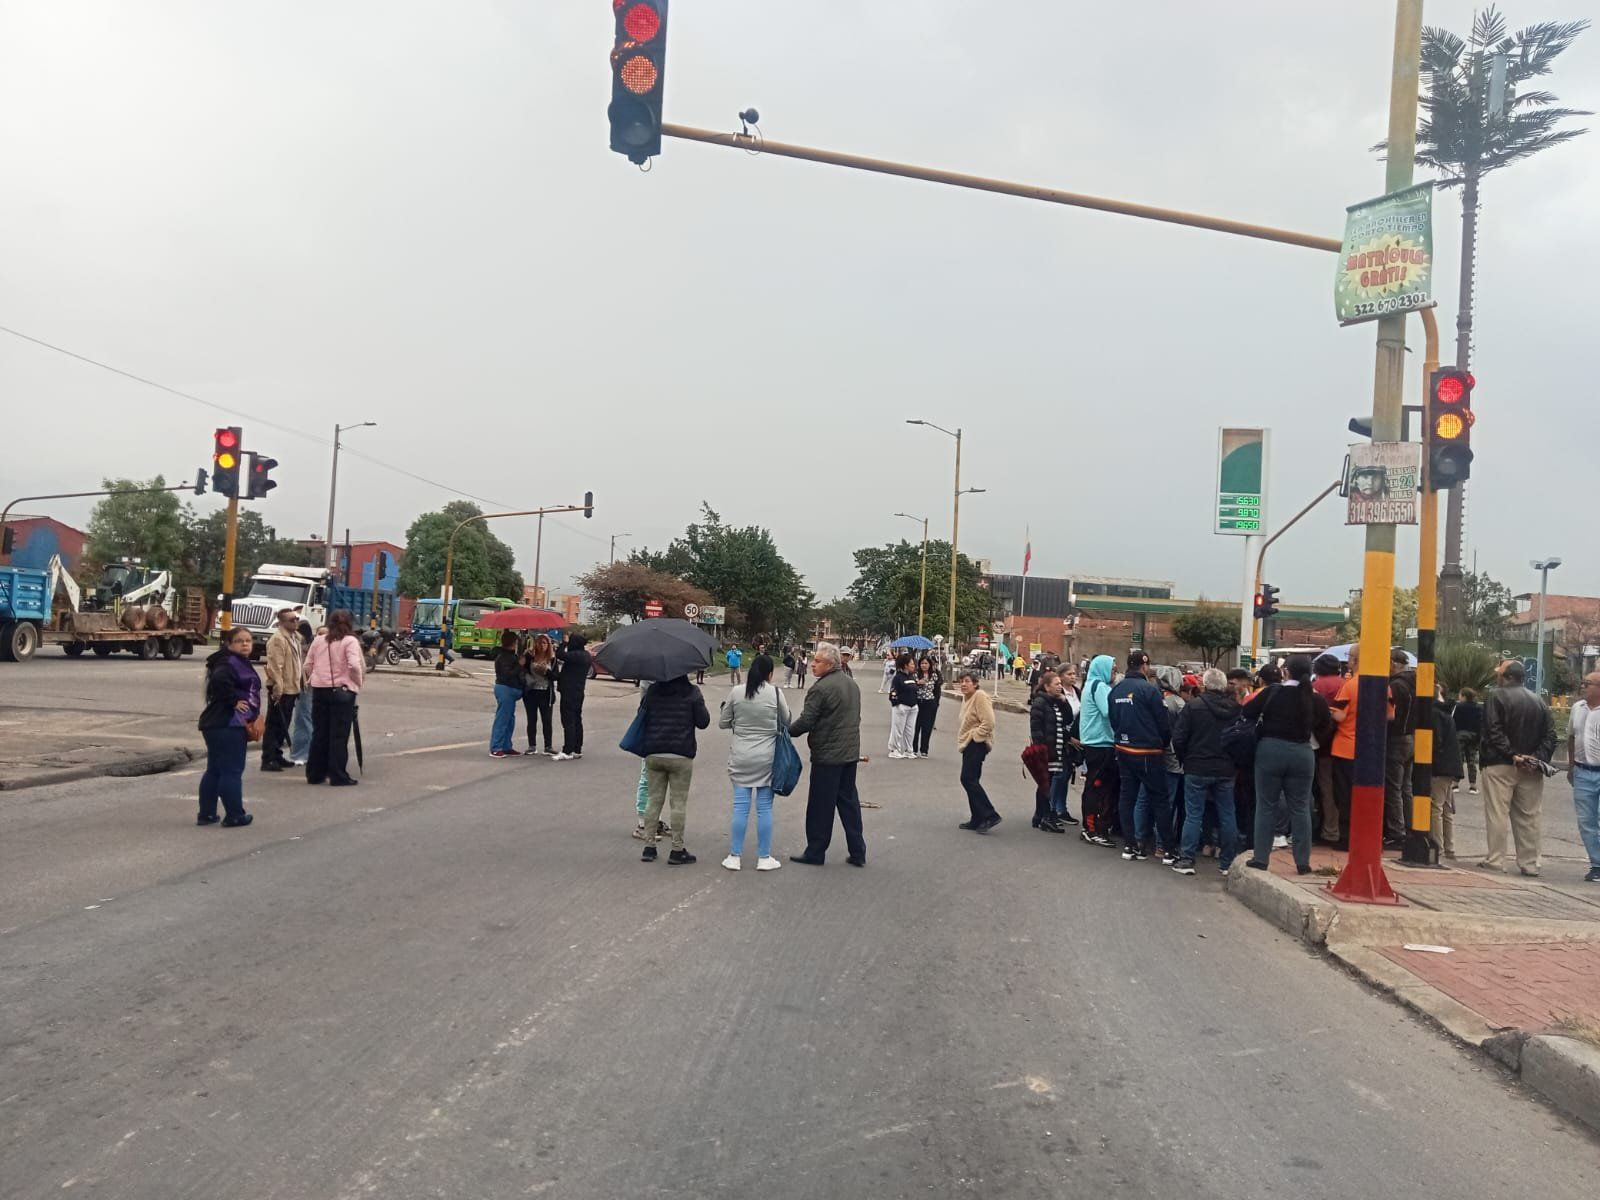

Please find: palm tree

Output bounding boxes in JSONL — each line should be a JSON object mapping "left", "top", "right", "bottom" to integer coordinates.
{"left": 1380, "top": 7, "right": 1589, "bottom": 628}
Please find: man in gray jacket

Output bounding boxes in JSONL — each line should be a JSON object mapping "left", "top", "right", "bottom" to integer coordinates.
{"left": 1479, "top": 660, "right": 1557, "bottom": 876}
{"left": 789, "top": 642, "right": 866, "bottom": 867}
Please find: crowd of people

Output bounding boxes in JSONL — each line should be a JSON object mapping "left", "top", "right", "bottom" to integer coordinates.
{"left": 197, "top": 612, "right": 1597, "bottom": 889}
{"left": 195, "top": 605, "right": 367, "bottom": 826}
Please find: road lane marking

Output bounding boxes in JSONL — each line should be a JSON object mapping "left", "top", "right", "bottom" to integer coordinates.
{"left": 391, "top": 741, "right": 480, "bottom": 757}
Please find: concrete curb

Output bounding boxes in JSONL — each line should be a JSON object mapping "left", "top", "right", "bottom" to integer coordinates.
{"left": 0, "top": 746, "right": 198, "bottom": 792}
{"left": 1227, "top": 861, "right": 1600, "bottom": 1135}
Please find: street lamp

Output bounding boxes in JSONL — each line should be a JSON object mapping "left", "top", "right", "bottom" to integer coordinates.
{"left": 325, "top": 421, "right": 377, "bottom": 580}
{"left": 1531, "top": 557, "right": 1562, "bottom": 692}
{"left": 610, "top": 531, "right": 633, "bottom": 565}
{"left": 907, "top": 419, "right": 982, "bottom": 645}
{"left": 893, "top": 512, "right": 929, "bottom": 637}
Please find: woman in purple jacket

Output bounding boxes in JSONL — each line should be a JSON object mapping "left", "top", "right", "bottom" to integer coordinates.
{"left": 196, "top": 626, "right": 261, "bottom": 827}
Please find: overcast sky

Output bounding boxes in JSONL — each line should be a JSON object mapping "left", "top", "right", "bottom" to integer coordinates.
{"left": 3, "top": 2, "right": 1594, "bottom": 611}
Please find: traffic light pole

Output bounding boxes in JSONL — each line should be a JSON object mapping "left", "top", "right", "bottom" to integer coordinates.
{"left": 1, "top": 482, "right": 197, "bottom": 565}
{"left": 1402, "top": 306, "right": 1443, "bottom": 866}
{"left": 218, "top": 494, "right": 240, "bottom": 634}
{"left": 1330, "top": 0, "right": 1423, "bottom": 906}
{"left": 435, "top": 503, "right": 592, "bottom": 671}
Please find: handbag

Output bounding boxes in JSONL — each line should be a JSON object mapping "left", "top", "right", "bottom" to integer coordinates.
{"left": 245, "top": 712, "right": 266, "bottom": 743}
{"left": 619, "top": 695, "right": 649, "bottom": 756}
{"left": 771, "top": 691, "right": 803, "bottom": 796}
{"left": 1020, "top": 741, "right": 1051, "bottom": 788}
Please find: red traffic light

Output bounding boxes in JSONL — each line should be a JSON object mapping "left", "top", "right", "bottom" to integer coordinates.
{"left": 1435, "top": 375, "right": 1464, "bottom": 405}
{"left": 622, "top": 2, "right": 661, "bottom": 42}
{"left": 216, "top": 428, "right": 239, "bottom": 449}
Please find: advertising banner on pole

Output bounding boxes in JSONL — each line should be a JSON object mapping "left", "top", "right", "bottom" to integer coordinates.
{"left": 1335, "top": 183, "right": 1435, "bottom": 326}
{"left": 1215, "top": 427, "right": 1268, "bottom": 536}
{"left": 1344, "top": 442, "right": 1422, "bottom": 525}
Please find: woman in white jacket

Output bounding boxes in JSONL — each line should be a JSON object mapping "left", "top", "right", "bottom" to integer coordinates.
{"left": 718, "top": 653, "right": 788, "bottom": 872}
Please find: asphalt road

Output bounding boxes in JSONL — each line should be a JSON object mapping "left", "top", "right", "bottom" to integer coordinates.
{"left": 3, "top": 661, "right": 1598, "bottom": 1198}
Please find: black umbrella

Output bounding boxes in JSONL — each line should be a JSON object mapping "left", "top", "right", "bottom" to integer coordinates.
{"left": 595, "top": 618, "right": 715, "bottom": 682}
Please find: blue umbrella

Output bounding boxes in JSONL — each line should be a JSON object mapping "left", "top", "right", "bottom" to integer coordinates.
{"left": 889, "top": 635, "right": 935, "bottom": 650}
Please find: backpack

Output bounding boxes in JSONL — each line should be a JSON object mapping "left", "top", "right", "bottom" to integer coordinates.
{"left": 1220, "top": 713, "right": 1260, "bottom": 770}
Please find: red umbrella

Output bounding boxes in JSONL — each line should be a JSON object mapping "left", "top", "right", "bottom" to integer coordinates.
{"left": 474, "top": 607, "right": 566, "bottom": 631}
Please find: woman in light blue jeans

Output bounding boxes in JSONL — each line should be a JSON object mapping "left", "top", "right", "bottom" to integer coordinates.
{"left": 718, "top": 654, "right": 788, "bottom": 871}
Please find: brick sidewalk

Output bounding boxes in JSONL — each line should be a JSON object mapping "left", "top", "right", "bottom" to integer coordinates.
{"left": 1377, "top": 942, "right": 1600, "bottom": 1034}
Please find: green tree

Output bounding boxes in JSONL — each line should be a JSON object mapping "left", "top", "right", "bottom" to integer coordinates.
{"left": 1380, "top": 7, "right": 1589, "bottom": 624}
{"left": 1339, "top": 586, "right": 1419, "bottom": 644}
{"left": 181, "top": 507, "right": 315, "bottom": 598}
{"left": 1170, "top": 604, "right": 1240, "bottom": 666}
{"left": 633, "top": 504, "right": 814, "bottom": 640}
{"left": 398, "top": 501, "right": 523, "bottom": 600}
{"left": 847, "top": 539, "right": 987, "bottom": 640}
{"left": 1461, "top": 569, "right": 1518, "bottom": 640}
{"left": 813, "top": 596, "right": 868, "bottom": 639}
{"left": 576, "top": 561, "right": 711, "bottom": 624}
{"left": 85, "top": 477, "right": 187, "bottom": 572}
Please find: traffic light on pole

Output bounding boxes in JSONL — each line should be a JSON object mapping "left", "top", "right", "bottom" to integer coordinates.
{"left": 1254, "top": 584, "right": 1280, "bottom": 620}
{"left": 608, "top": 0, "right": 668, "bottom": 164}
{"left": 584, "top": 490, "right": 594, "bottom": 519}
{"left": 247, "top": 454, "right": 278, "bottom": 500}
{"left": 212, "top": 427, "right": 242, "bottom": 498}
{"left": 1427, "top": 367, "right": 1475, "bottom": 491}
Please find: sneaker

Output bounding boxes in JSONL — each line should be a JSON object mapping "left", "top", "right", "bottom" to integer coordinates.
{"left": 977, "top": 814, "right": 1002, "bottom": 832}
{"left": 1091, "top": 834, "right": 1116, "bottom": 848}
{"left": 1469, "top": 786, "right": 1478, "bottom": 794}
{"left": 571, "top": 752, "right": 583, "bottom": 761}
{"left": 887, "top": 751, "right": 905, "bottom": 760}
{"left": 1585, "top": 867, "right": 1600, "bottom": 883}
{"left": 668, "top": 848, "right": 697, "bottom": 866}
{"left": 503, "top": 748, "right": 522, "bottom": 756}
{"left": 551, "top": 752, "right": 570, "bottom": 761}
{"left": 641, "top": 845, "right": 657, "bottom": 862}
{"left": 1160, "top": 851, "right": 1177, "bottom": 866}
{"left": 1172, "top": 858, "right": 1197, "bottom": 875}
{"left": 1058, "top": 812, "right": 1080, "bottom": 825}
{"left": 657, "top": 821, "right": 671, "bottom": 838}
{"left": 221, "top": 813, "right": 254, "bottom": 828}
{"left": 721, "top": 854, "right": 742, "bottom": 871}
{"left": 632, "top": 821, "right": 647, "bottom": 840}
{"left": 757, "top": 856, "right": 782, "bottom": 871}
{"left": 1121, "top": 846, "right": 1140, "bottom": 861}
{"left": 1272, "top": 835, "right": 1289, "bottom": 849}
{"left": 489, "top": 750, "right": 508, "bottom": 759}
{"left": 959, "top": 819, "right": 983, "bottom": 831}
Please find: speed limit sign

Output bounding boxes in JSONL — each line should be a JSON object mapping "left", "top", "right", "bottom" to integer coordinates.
{"left": 683, "top": 603, "right": 701, "bottom": 619}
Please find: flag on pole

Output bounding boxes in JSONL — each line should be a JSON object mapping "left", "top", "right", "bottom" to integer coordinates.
{"left": 1023, "top": 528, "right": 1032, "bottom": 576}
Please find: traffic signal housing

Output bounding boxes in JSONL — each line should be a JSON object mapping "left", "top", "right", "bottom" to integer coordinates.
{"left": 194, "top": 468, "right": 208, "bottom": 496}
{"left": 1427, "top": 367, "right": 1475, "bottom": 491}
{"left": 247, "top": 454, "right": 278, "bottom": 500}
{"left": 584, "top": 490, "right": 594, "bottom": 519}
{"left": 1254, "top": 584, "right": 1281, "bottom": 620}
{"left": 212, "top": 427, "right": 243, "bottom": 498}
{"left": 609, "top": 0, "right": 668, "bottom": 163}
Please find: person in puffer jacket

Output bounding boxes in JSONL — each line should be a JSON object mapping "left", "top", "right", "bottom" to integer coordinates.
{"left": 1076, "top": 655, "right": 1121, "bottom": 846}
{"left": 635, "top": 674, "right": 711, "bottom": 866}
{"left": 1108, "top": 649, "right": 1174, "bottom": 860}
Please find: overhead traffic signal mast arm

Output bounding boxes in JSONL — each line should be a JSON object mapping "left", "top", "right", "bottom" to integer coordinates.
{"left": 658, "top": 123, "right": 1342, "bottom": 255}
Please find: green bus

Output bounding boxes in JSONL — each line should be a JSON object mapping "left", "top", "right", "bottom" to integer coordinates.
{"left": 454, "top": 596, "right": 518, "bottom": 657}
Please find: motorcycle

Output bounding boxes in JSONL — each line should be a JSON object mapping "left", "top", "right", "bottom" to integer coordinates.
{"left": 388, "top": 631, "right": 431, "bottom": 666}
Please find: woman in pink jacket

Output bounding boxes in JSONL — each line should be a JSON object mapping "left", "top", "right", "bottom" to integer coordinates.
{"left": 304, "top": 608, "right": 365, "bottom": 786}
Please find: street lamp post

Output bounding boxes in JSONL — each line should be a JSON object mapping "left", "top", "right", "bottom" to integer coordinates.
{"left": 610, "top": 532, "right": 633, "bottom": 565}
{"left": 325, "top": 421, "right": 376, "bottom": 580}
{"left": 907, "top": 420, "right": 984, "bottom": 646}
{"left": 438, "top": 500, "right": 594, "bottom": 670}
{"left": 893, "top": 512, "right": 928, "bottom": 637}
{"left": 1531, "top": 557, "right": 1562, "bottom": 692}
